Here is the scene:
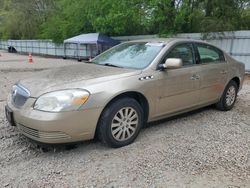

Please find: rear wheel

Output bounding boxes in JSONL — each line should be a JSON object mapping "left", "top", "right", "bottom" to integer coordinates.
{"left": 97, "top": 98, "right": 143, "bottom": 148}
{"left": 216, "top": 80, "right": 238, "bottom": 111}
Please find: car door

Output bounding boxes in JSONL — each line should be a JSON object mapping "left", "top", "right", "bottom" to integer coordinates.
{"left": 195, "top": 43, "right": 228, "bottom": 103}
{"left": 155, "top": 43, "right": 201, "bottom": 117}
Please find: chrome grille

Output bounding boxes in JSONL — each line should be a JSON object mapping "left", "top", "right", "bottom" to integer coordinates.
{"left": 17, "top": 124, "right": 71, "bottom": 140}
{"left": 11, "top": 84, "right": 30, "bottom": 107}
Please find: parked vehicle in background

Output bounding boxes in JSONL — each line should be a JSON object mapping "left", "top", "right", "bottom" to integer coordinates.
{"left": 5, "top": 39, "right": 245, "bottom": 148}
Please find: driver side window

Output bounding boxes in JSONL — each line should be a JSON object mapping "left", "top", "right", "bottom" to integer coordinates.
{"left": 165, "top": 43, "right": 195, "bottom": 66}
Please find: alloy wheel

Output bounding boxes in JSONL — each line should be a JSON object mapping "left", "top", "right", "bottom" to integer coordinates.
{"left": 111, "top": 107, "right": 139, "bottom": 141}
{"left": 226, "top": 86, "right": 236, "bottom": 106}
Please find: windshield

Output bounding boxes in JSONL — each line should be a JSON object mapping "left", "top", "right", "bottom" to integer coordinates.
{"left": 91, "top": 42, "right": 164, "bottom": 69}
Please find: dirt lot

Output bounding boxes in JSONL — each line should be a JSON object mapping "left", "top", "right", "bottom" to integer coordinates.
{"left": 0, "top": 50, "right": 250, "bottom": 187}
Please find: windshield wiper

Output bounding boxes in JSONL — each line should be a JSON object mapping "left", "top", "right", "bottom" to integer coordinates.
{"left": 103, "top": 63, "right": 123, "bottom": 68}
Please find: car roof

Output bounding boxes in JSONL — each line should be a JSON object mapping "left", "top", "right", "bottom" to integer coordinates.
{"left": 126, "top": 38, "right": 209, "bottom": 45}
{"left": 124, "top": 38, "right": 225, "bottom": 52}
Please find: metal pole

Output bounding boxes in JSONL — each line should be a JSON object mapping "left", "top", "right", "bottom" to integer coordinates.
{"left": 64, "top": 43, "right": 66, "bottom": 58}
{"left": 96, "top": 42, "right": 98, "bottom": 56}
{"left": 229, "top": 33, "right": 235, "bottom": 56}
{"left": 77, "top": 43, "right": 80, "bottom": 61}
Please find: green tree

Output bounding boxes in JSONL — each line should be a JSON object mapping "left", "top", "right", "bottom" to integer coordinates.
{"left": 0, "top": 0, "right": 249, "bottom": 41}
{"left": 0, "top": 0, "right": 55, "bottom": 39}
{"left": 241, "top": 7, "right": 250, "bottom": 29}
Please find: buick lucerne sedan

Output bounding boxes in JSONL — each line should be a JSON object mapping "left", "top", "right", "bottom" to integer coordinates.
{"left": 5, "top": 39, "right": 245, "bottom": 148}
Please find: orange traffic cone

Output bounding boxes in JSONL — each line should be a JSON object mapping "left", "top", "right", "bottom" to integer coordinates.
{"left": 28, "top": 53, "right": 33, "bottom": 64}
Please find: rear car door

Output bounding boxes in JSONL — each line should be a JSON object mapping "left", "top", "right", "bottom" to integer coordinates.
{"left": 155, "top": 43, "right": 201, "bottom": 117}
{"left": 195, "top": 43, "right": 228, "bottom": 103}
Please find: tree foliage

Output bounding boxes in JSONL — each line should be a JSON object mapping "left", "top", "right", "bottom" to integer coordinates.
{"left": 0, "top": 0, "right": 249, "bottom": 42}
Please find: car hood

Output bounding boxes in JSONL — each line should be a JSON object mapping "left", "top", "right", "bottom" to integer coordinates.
{"left": 19, "top": 63, "right": 141, "bottom": 97}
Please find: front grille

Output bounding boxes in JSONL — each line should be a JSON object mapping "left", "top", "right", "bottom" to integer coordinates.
{"left": 11, "top": 84, "right": 30, "bottom": 107}
{"left": 17, "top": 124, "right": 71, "bottom": 140}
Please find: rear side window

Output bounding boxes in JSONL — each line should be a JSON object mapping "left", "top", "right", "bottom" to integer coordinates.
{"left": 197, "top": 44, "right": 225, "bottom": 64}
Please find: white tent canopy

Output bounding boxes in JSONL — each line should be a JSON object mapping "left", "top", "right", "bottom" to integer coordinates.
{"left": 64, "top": 33, "right": 119, "bottom": 45}
{"left": 63, "top": 33, "right": 119, "bottom": 60}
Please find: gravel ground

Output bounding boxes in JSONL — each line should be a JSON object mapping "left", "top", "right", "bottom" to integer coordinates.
{"left": 0, "top": 51, "right": 250, "bottom": 187}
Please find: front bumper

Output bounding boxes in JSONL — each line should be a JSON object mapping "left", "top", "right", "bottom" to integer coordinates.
{"left": 6, "top": 98, "right": 103, "bottom": 144}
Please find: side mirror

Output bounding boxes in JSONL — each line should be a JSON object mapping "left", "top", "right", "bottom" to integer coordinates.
{"left": 159, "top": 58, "right": 183, "bottom": 70}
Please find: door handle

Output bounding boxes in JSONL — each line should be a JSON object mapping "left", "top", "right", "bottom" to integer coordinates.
{"left": 190, "top": 74, "right": 200, "bottom": 80}
{"left": 220, "top": 70, "right": 227, "bottom": 74}
{"left": 190, "top": 76, "right": 196, "bottom": 80}
{"left": 195, "top": 75, "right": 200, "bottom": 79}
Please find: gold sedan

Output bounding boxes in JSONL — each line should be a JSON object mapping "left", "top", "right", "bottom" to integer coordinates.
{"left": 5, "top": 39, "right": 245, "bottom": 147}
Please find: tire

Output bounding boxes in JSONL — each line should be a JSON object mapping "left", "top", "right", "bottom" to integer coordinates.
{"left": 97, "top": 97, "right": 143, "bottom": 148}
{"left": 216, "top": 80, "right": 238, "bottom": 111}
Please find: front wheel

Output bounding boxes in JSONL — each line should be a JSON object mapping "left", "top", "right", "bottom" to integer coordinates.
{"left": 97, "top": 98, "right": 143, "bottom": 148}
{"left": 216, "top": 80, "right": 238, "bottom": 111}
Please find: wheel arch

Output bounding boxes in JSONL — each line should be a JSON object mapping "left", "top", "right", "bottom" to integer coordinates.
{"left": 231, "top": 77, "right": 240, "bottom": 90}
{"left": 95, "top": 91, "right": 149, "bottom": 137}
{"left": 105, "top": 91, "right": 148, "bottom": 123}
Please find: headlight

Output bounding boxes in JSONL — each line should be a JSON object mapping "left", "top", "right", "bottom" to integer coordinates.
{"left": 34, "top": 89, "right": 90, "bottom": 112}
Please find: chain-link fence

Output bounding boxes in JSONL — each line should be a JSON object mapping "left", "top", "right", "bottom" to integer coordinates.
{"left": 0, "top": 40, "right": 65, "bottom": 57}
{"left": 0, "top": 40, "right": 107, "bottom": 60}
